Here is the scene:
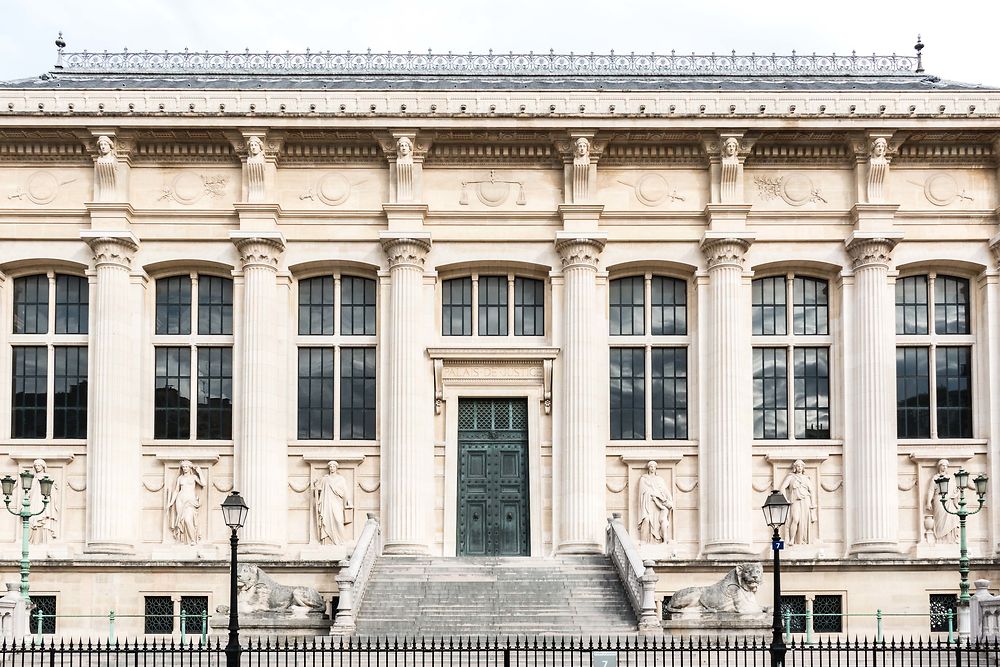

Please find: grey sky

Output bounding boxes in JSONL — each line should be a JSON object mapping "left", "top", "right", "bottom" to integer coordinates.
{"left": 1, "top": 0, "right": 997, "bottom": 86}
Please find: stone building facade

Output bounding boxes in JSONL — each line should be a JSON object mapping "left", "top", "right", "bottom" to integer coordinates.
{"left": 1, "top": 46, "right": 999, "bottom": 636}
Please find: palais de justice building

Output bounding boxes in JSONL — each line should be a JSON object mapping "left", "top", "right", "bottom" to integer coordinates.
{"left": 1, "top": 42, "right": 1000, "bottom": 636}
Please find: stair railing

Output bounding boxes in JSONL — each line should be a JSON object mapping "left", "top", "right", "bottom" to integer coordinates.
{"left": 331, "top": 513, "right": 382, "bottom": 635}
{"left": 605, "top": 512, "right": 661, "bottom": 634}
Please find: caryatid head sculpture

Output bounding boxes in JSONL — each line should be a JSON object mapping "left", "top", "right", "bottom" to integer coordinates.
{"left": 574, "top": 137, "right": 590, "bottom": 159}
{"left": 397, "top": 136, "right": 413, "bottom": 158}
{"left": 871, "top": 137, "right": 888, "bottom": 159}
{"left": 96, "top": 135, "right": 114, "bottom": 157}
{"left": 723, "top": 137, "right": 740, "bottom": 159}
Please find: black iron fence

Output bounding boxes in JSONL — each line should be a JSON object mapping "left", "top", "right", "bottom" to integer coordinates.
{"left": 1, "top": 636, "right": 998, "bottom": 667}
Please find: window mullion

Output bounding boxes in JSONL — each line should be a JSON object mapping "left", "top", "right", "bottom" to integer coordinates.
{"left": 507, "top": 275, "right": 515, "bottom": 337}
{"left": 929, "top": 343, "right": 938, "bottom": 439}
{"left": 190, "top": 274, "right": 199, "bottom": 337}
{"left": 471, "top": 275, "right": 479, "bottom": 337}
{"left": 785, "top": 273, "right": 794, "bottom": 335}
{"left": 644, "top": 274, "right": 652, "bottom": 336}
{"left": 645, "top": 343, "right": 653, "bottom": 441}
{"left": 787, "top": 343, "right": 795, "bottom": 441}
{"left": 334, "top": 275, "right": 342, "bottom": 336}
{"left": 190, "top": 344, "right": 198, "bottom": 440}
{"left": 333, "top": 344, "right": 341, "bottom": 441}
{"left": 46, "top": 343, "right": 55, "bottom": 439}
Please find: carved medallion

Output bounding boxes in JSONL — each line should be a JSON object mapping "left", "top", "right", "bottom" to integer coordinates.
{"left": 459, "top": 170, "right": 526, "bottom": 207}
{"left": 754, "top": 174, "right": 827, "bottom": 206}
{"left": 618, "top": 173, "right": 685, "bottom": 207}
{"left": 8, "top": 171, "right": 76, "bottom": 205}
{"left": 159, "top": 171, "right": 230, "bottom": 204}
{"left": 918, "top": 173, "right": 974, "bottom": 207}
{"left": 300, "top": 172, "right": 358, "bottom": 206}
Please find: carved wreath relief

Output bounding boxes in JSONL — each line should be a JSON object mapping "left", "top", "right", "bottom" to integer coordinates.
{"left": 618, "top": 173, "right": 685, "bottom": 206}
{"left": 159, "top": 171, "right": 230, "bottom": 204}
{"left": 754, "top": 174, "right": 827, "bottom": 206}
{"left": 8, "top": 172, "right": 76, "bottom": 205}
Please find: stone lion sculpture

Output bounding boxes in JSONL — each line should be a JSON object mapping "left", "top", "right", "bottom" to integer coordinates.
{"left": 666, "top": 562, "right": 766, "bottom": 616}
{"left": 232, "top": 564, "right": 326, "bottom": 617}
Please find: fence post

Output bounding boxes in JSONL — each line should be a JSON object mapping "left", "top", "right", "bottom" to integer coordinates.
{"left": 784, "top": 609, "right": 791, "bottom": 642}
{"left": 201, "top": 610, "right": 208, "bottom": 644}
{"left": 876, "top": 609, "right": 883, "bottom": 642}
{"left": 108, "top": 610, "right": 115, "bottom": 643}
{"left": 948, "top": 610, "right": 955, "bottom": 644}
{"left": 180, "top": 610, "right": 187, "bottom": 643}
{"left": 805, "top": 605, "right": 813, "bottom": 644}
{"left": 35, "top": 611, "right": 43, "bottom": 636}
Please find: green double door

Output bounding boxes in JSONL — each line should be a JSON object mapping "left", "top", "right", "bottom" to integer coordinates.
{"left": 457, "top": 398, "right": 530, "bottom": 557}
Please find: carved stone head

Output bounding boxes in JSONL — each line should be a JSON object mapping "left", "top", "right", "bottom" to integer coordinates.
{"left": 96, "top": 135, "right": 114, "bottom": 156}
{"left": 32, "top": 459, "right": 47, "bottom": 473}
{"left": 871, "top": 137, "right": 888, "bottom": 159}
{"left": 179, "top": 460, "right": 193, "bottom": 473}
{"left": 723, "top": 137, "right": 739, "bottom": 158}
{"left": 574, "top": 137, "right": 590, "bottom": 158}
{"left": 247, "top": 136, "right": 264, "bottom": 158}
{"left": 791, "top": 459, "right": 806, "bottom": 474}
{"left": 327, "top": 460, "right": 339, "bottom": 473}
{"left": 397, "top": 136, "right": 413, "bottom": 157}
{"left": 937, "top": 458, "right": 950, "bottom": 474}
{"left": 646, "top": 460, "right": 657, "bottom": 474}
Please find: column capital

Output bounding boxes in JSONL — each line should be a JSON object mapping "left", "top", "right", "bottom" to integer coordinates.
{"left": 699, "top": 232, "right": 754, "bottom": 270}
{"left": 81, "top": 231, "right": 139, "bottom": 270}
{"left": 380, "top": 232, "right": 432, "bottom": 269}
{"left": 845, "top": 231, "right": 904, "bottom": 271}
{"left": 230, "top": 231, "right": 286, "bottom": 270}
{"left": 989, "top": 233, "right": 1000, "bottom": 270}
{"left": 554, "top": 232, "right": 607, "bottom": 270}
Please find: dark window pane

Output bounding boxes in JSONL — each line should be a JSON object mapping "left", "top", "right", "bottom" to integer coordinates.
{"left": 55, "top": 274, "right": 89, "bottom": 334}
{"left": 651, "top": 347, "right": 687, "bottom": 440}
{"left": 54, "top": 346, "right": 88, "bottom": 439}
{"left": 477, "top": 276, "right": 508, "bottom": 336}
{"left": 896, "top": 346, "right": 930, "bottom": 439}
{"left": 197, "top": 276, "right": 233, "bottom": 335}
{"left": 930, "top": 594, "right": 958, "bottom": 633}
{"left": 793, "top": 347, "right": 830, "bottom": 439}
{"left": 651, "top": 277, "right": 687, "bottom": 336}
{"left": 298, "top": 347, "right": 335, "bottom": 440}
{"left": 13, "top": 275, "right": 48, "bottom": 334}
{"left": 29, "top": 595, "right": 56, "bottom": 635}
{"left": 442, "top": 278, "right": 472, "bottom": 336}
{"left": 610, "top": 347, "right": 645, "bottom": 439}
{"left": 341, "top": 276, "right": 377, "bottom": 336}
{"left": 156, "top": 277, "right": 192, "bottom": 335}
{"left": 144, "top": 595, "right": 174, "bottom": 634}
{"left": 753, "top": 347, "right": 788, "bottom": 439}
{"left": 895, "top": 275, "right": 929, "bottom": 335}
{"left": 12, "top": 346, "right": 47, "bottom": 439}
{"left": 780, "top": 595, "right": 807, "bottom": 634}
{"left": 180, "top": 596, "right": 209, "bottom": 636}
{"left": 610, "top": 277, "right": 645, "bottom": 336}
{"left": 197, "top": 347, "right": 232, "bottom": 439}
{"left": 298, "top": 276, "right": 335, "bottom": 336}
{"left": 792, "top": 277, "right": 829, "bottom": 336}
{"left": 934, "top": 275, "right": 970, "bottom": 335}
{"left": 936, "top": 346, "right": 972, "bottom": 438}
{"left": 514, "top": 277, "right": 545, "bottom": 336}
{"left": 813, "top": 595, "right": 843, "bottom": 633}
{"left": 154, "top": 347, "right": 191, "bottom": 439}
{"left": 752, "top": 277, "right": 787, "bottom": 336}
{"left": 341, "top": 347, "right": 376, "bottom": 440}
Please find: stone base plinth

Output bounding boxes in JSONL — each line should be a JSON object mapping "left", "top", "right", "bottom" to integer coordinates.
{"left": 912, "top": 543, "right": 962, "bottom": 559}
{"left": 662, "top": 613, "right": 771, "bottom": 638}
{"left": 298, "top": 545, "right": 349, "bottom": 562}
{"left": 211, "top": 614, "right": 331, "bottom": 637}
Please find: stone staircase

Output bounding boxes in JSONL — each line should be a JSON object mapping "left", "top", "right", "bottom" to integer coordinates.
{"left": 354, "top": 555, "right": 638, "bottom": 636}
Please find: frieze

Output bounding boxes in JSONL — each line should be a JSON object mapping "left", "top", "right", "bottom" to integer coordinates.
{"left": 459, "top": 170, "right": 527, "bottom": 207}
{"left": 909, "top": 173, "right": 974, "bottom": 206}
{"left": 617, "top": 173, "right": 686, "bottom": 207}
{"left": 8, "top": 171, "right": 77, "bottom": 205}
{"left": 753, "top": 174, "right": 827, "bottom": 206}
{"left": 159, "top": 171, "right": 230, "bottom": 204}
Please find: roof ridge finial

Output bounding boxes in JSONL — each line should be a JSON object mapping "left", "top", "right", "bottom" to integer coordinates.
{"left": 914, "top": 34, "right": 924, "bottom": 74}
{"left": 54, "top": 31, "right": 66, "bottom": 69}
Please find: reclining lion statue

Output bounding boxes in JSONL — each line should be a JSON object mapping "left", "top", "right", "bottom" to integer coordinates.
{"left": 230, "top": 564, "right": 326, "bottom": 617}
{"left": 666, "top": 562, "right": 766, "bottom": 616}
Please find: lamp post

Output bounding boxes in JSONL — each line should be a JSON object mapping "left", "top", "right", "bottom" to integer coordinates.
{"left": 1, "top": 471, "right": 54, "bottom": 601}
{"left": 221, "top": 491, "right": 248, "bottom": 667}
{"left": 935, "top": 469, "right": 987, "bottom": 637}
{"left": 762, "top": 490, "right": 791, "bottom": 667}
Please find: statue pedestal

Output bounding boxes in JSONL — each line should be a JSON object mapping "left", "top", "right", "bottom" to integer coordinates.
{"left": 210, "top": 614, "right": 331, "bottom": 637}
{"left": 912, "top": 543, "right": 962, "bottom": 559}
{"left": 639, "top": 543, "right": 681, "bottom": 561}
{"left": 299, "top": 544, "right": 350, "bottom": 561}
{"left": 766, "top": 543, "right": 830, "bottom": 560}
{"left": 150, "top": 545, "right": 220, "bottom": 560}
{"left": 662, "top": 613, "right": 772, "bottom": 638}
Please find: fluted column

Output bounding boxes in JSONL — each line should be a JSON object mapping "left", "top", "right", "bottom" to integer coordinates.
{"left": 555, "top": 234, "right": 606, "bottom": 553}
{"left": 83, "top": 232, "right": 140, "bottom": 554}
{"left": 700, "top": 233, "right": 754, "bottom": 557}
{"left": 845, "top": 233, "right": 900, "bottom": 557}
{"left": 231, "top": 232, "right": 286, "bottom": 554}
{"left": 380, "top": 233, "right": 432, "bottom": 554}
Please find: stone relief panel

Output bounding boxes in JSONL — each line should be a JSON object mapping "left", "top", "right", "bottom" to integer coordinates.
{"left": 131, "top": 167, "right": 240, "bottom": 209}
{"left": 906, "top": 451, "right": 987, "bottom": 558}
{"left": 423, "top": 168, "right": 561, "bottom": 211}
{"left": 616, "top": 453, "right": 698, "bottom": 559}
{"left": 756, "top": 453, "right": 843, "bottom": 557}
{"left": 141, "top": 454, "right": 221, "bottom": 555}
{"left": 597, "top": 169, "right": 707, "bottom": 211}
{"left": 891, "top": 169, "right": 996, "bottom": 210}
{"left": 3, "top": 454, "right": 77, "bottom": 557}
{"left": 2, "top": 168, "right": 90, "bottom": 208}
{"left": 745, "top": 169, "right": 851, "bottom": 210}
{"left": 276, "top": 168, "right": 386, "bottom": 210}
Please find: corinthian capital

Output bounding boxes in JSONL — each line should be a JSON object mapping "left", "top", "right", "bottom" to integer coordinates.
{"left": 82, "top": 233, "right": 139, "bottom": 270}
{"left": 989, "top": 234, "right": 1000, "bottom": 271}
{"left": 700, "top": 235, "right": 752, "bottom": 270}
{"left": 381, "top": 235, "right": 432, "bottom": 269}
{"left": 846, "top": 234, "right": 899, "bottom": 271}
{"left": 554, "top": 236, "right": 606, "bottom": 270}
{"left": 231, "top": 233, "right": 285, "bottom": 270}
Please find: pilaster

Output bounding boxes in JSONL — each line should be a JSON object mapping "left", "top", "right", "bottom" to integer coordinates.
{"left": 379, "top": 231, "right": 434, "bottom": 554}
{"left": 988, "top": 235, "right": 1000, "bottom": 554}
{"left": 81, "top": 231, "right": 141, "bottom": 554}
{"left": 844, "top": 230, "right": 903, "bottom": 558}
{"left": 699, "top": 231, "right": 755, "bottom": 558}
{"left": 230, "top": 231, "right": 286, "bottom": 554}
{"left": 553, "top": 231, "right": 607, "bottom": 554}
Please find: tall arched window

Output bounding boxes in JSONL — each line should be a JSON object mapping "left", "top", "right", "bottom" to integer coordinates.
{"left": 297, "top": 274, "right": 377, "bottom": 441}
{"left": 10, "top": 273, "right": 89, "bottom": 439}
{"left": 751, "top": 274, "right": 831, "bottom": 440}
{"left": 609, "top": 274, "right": 689, "bottom": 440}
{"left": 152, "top": 274, "right": 233, "bottom": 440}
{"left": 895, "top": 273, "right": 973, "bottom": 439}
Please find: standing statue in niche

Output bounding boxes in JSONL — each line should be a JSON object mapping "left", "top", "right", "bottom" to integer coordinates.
{"left": 245, "top": 135, "right": 266, "bottom": 203}
{"left": 778, "top": 460, "right": 816, "bottom": 545}
{"left": 572, "top": 137, "right": 591, "bottom": 202}
{"left": 867, "top": 137, "right": 889, "bottom": 203}
{"left": 926, "top": 458, "right": 960, "bottom": 544}
{"left": 637, "top": 461, "right": 673, "bottom": 544}
{"left": 94, "top": 135, "right": 119, "bottom": 202}
{"left": 167, "top": 460, "right": 206, "bottom": 545}
{"left": 395, "top": 136, "right": 414, "bottom": 202}
{"left": 28, "top": 459, "right": 57, "bottom": 544}
{"left": 314, "top": 461, "right": 352, "bottom": 545}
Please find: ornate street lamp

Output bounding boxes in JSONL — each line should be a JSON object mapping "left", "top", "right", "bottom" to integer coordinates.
{"left": 935, "top": 469, "right": 988, "bottom": 637}
{"left": 221, "top": 491, "right": 248, "bottom": 667}
{"left": 1, "top": 470, "right": 54, "bottom": 600}
{"left": 762, "top": 490, "right": 791, "bottom": 667}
